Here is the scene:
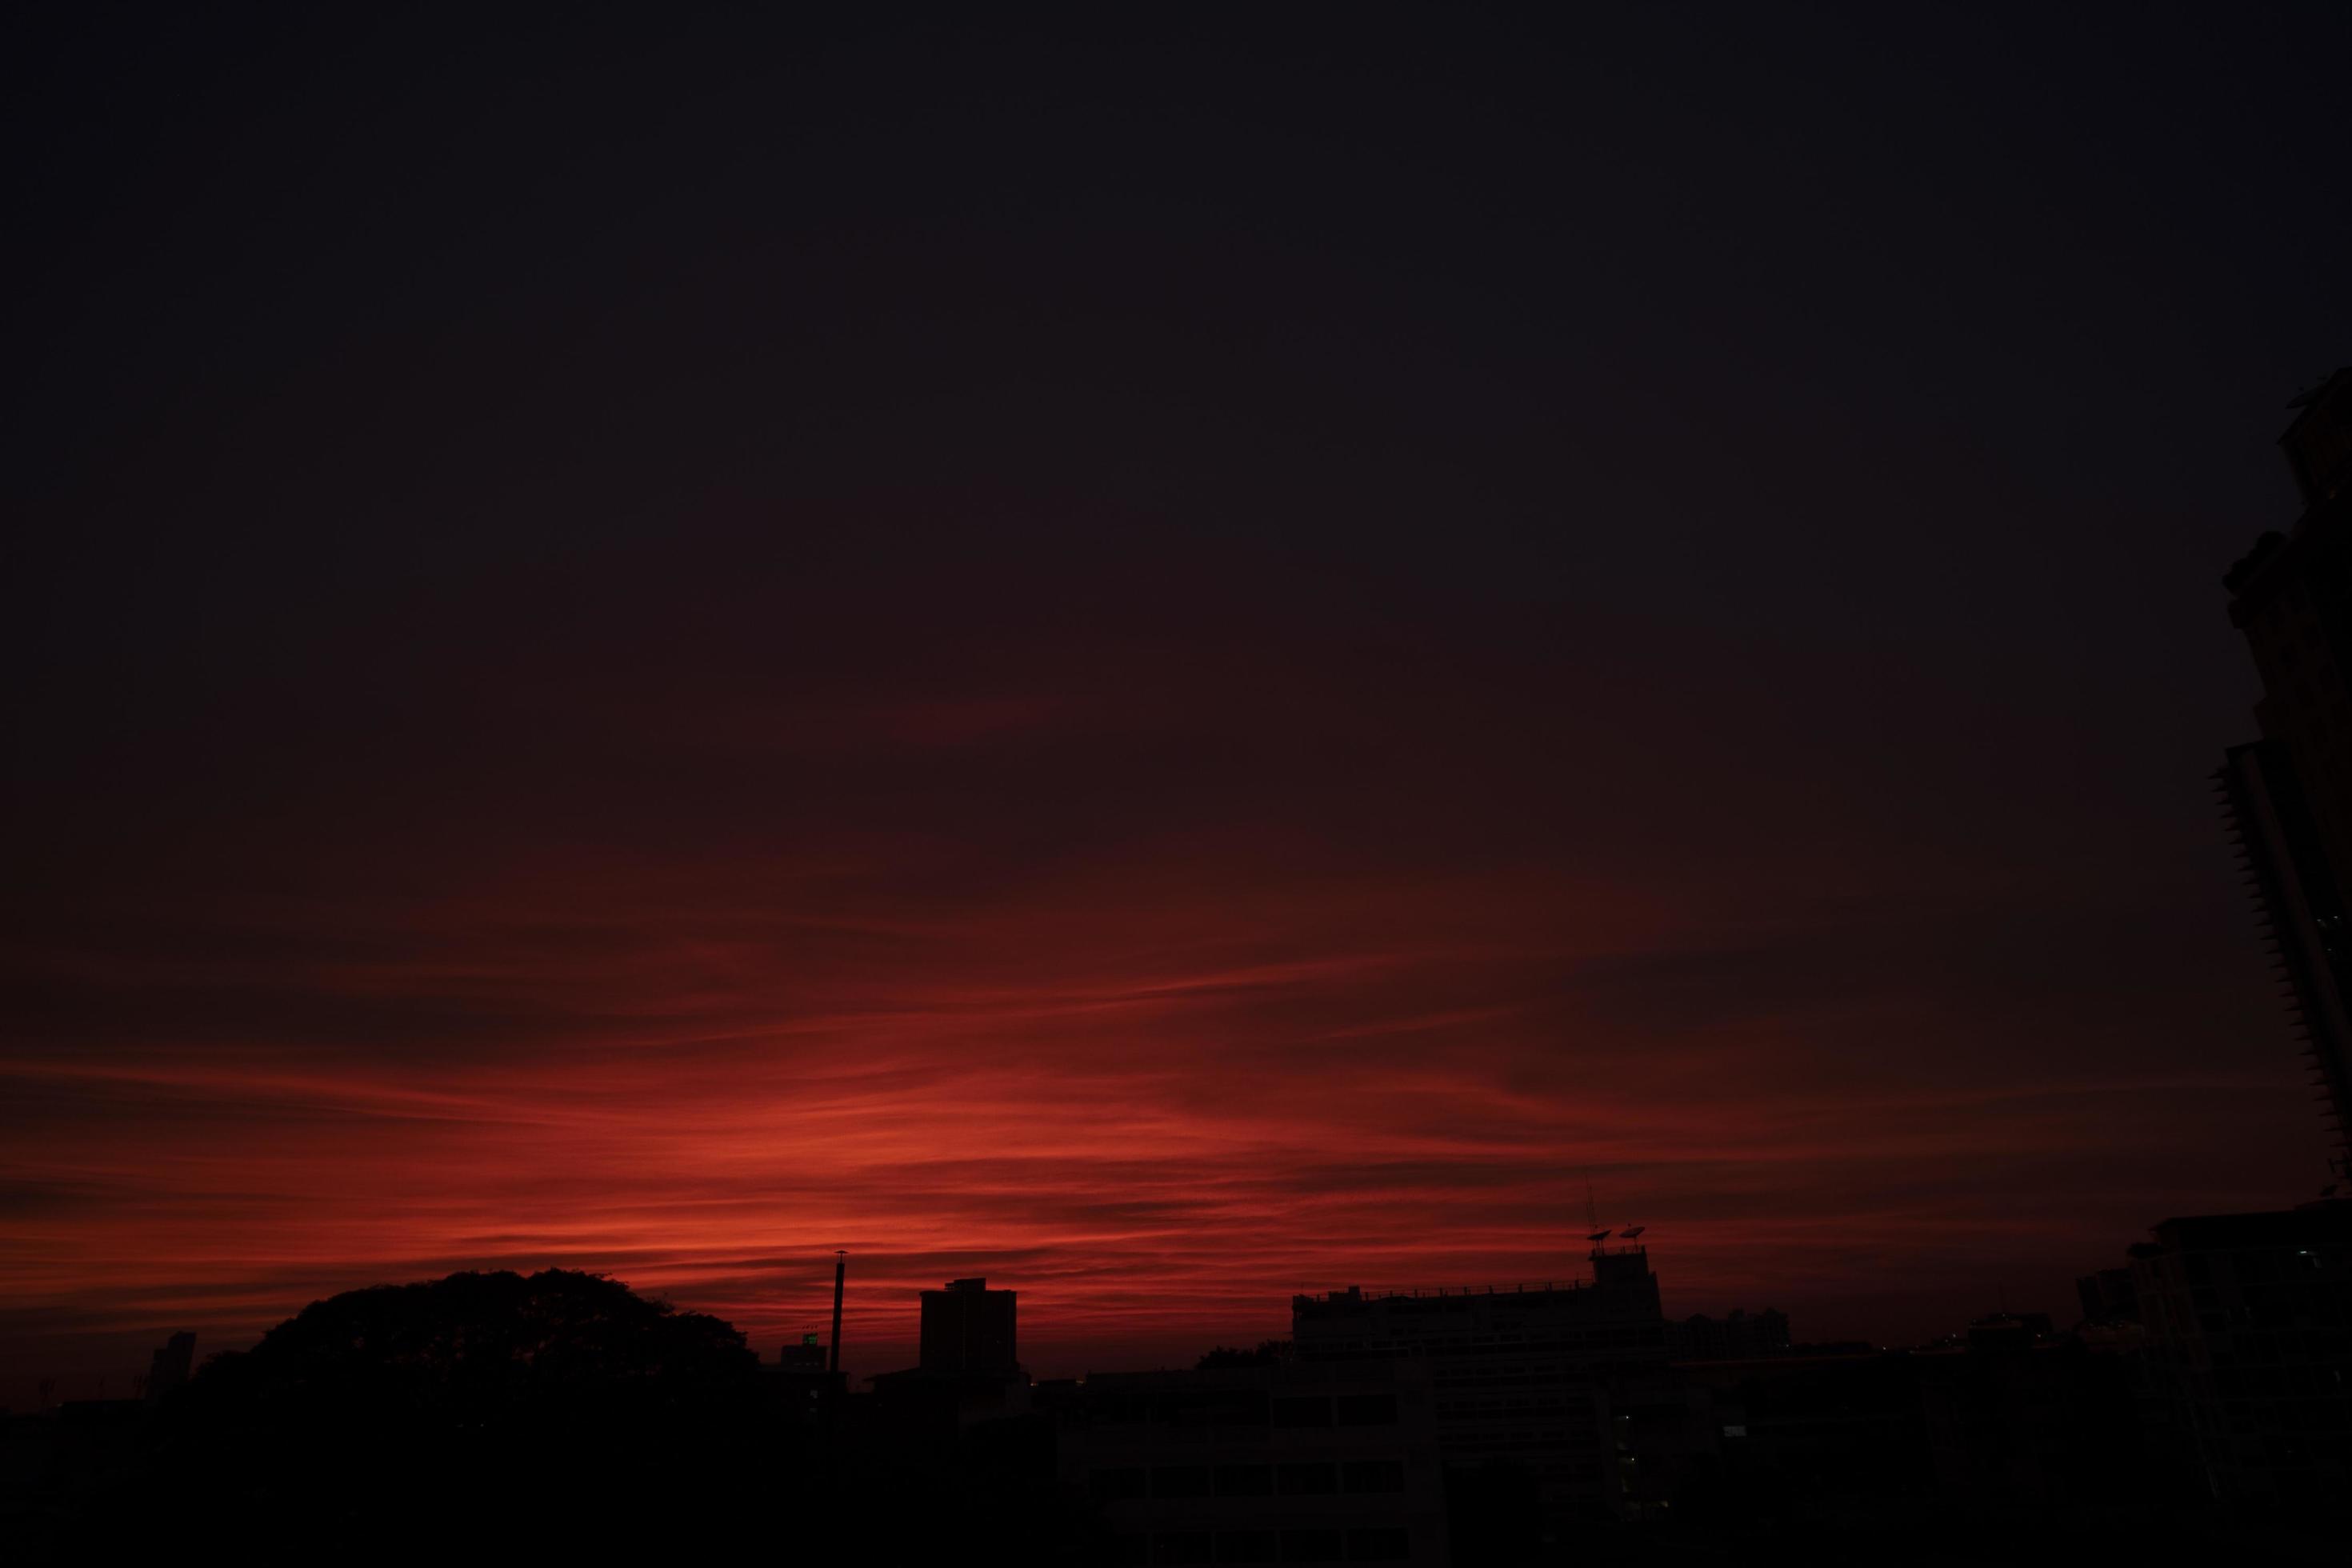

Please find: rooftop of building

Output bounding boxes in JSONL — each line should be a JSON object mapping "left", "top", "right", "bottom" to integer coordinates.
{"left": 1066, "top": 1361, "right": 1422, "bottom": 1390}
{"left": 1293, "top": 1246, "right": 1654, "bottom": 1312}
{"left": 2131, "top": 1198, "right": 2352, "bottom": 1254}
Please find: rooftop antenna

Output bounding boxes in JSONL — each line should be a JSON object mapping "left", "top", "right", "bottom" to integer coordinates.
{"left": 1585, "top": 1178, "right": 1610, "bottom": 1244}
{"left": 829, "top": 1250, "right": 846, "bottom": 1375}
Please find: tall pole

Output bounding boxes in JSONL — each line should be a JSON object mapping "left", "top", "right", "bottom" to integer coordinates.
{"left": 828, "top": 1250, "right": 846, "bottom": 1374}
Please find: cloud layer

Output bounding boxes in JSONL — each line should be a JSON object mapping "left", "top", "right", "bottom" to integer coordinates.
{"left": 2, "top": 578, "right": 2321, "bottom": 1401}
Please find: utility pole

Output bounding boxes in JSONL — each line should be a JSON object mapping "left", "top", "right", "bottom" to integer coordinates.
{"left": 828, "top": 1250, "right": 846, "bottom": 1374}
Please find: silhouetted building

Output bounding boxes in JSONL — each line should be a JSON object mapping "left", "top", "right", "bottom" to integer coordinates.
{"left": 1048, "top": 1361, "right": 1450, "bottom": 1566}
{"left": 1914, "top": 1315, "right": 2142, "bottom": 1506}
{"left": 871, "top": 1278, "right": 1030, "bottom": 1434}
{"left": 2076, "top": 1267, "right": 2138, "bottom": 1329}
{"left": 143, "top": 1332, "right": 194, "bottom": 1402}
{"left": 1665, "top": 1308, "right": 1790, "bottom": 1362}
{"left": 2221, "top": 367, "right": 2352, "bottom": 1179}
{"left": 767, "top": 1332, "right": 847, "bottom": 1432}
{"left": 2124, "top": 1200, "right": 2352, "bottom": 1507}
{"left": 920, "top": 1277, "right": 1018, "bottom": 1377}
{"left": 1291, "top": 1242, "right": 1697, "bottom": 1530}
{"left": 1674, "top": 1350, "right": 1934, "bottom": 1525}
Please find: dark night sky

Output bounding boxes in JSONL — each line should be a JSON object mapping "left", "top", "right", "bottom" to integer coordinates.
{"left": 6, "top": 3, "right": 2350, "bottom": 1398}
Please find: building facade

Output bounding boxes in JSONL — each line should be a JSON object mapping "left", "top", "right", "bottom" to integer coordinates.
{"left": 1290, "top": 1243, "right": 1697, "bottom": 1527}
{"left": 1914, "top": 1315, "right": 2142, "bottom": 1506}
{"left": 919, "top": 1277, "right": 1019, "bottom": 1377}
{"left": 1664, "top": 1307, "right": 1790, "bottom": 1362}
{"left": 870, "top": 1277, "right": 1029, "bottom": 1431}
{"left": 2126, "top": 1202, "right": 2352, "bottom": 1507}
{"left": 2222, "top": 367, "right": 2352, "bottom": 1178}
{"left": 1050, "top": 1361, "right": 1450, "bottom": 1566}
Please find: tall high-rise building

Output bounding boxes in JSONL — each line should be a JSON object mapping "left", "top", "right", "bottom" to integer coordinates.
{"left": 2220, "top": 367, "right": 2352, "bottom": 1179}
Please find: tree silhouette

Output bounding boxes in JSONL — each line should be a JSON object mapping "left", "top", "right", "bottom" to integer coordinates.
{"left": 124, "top": 1270, "right": 766, "bottom": 1548}
{"left": 194, "top": 1266, "right": 755, "bottom": 1411}
{"left": 83, "top": 1267, "right": 1102, "bottom": 1558}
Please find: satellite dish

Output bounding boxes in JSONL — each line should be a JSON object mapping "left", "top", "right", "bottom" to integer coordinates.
{"left": 1586, "top": 1229, "right": 1612, "bottom": 1242}
{"left": 1622, "top": 1225, "right": 1646, "bottom": 1239}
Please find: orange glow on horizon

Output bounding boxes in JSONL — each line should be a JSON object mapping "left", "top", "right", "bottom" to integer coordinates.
{"left": 2, "top": 835, "right": 2314, "bottom": 1398}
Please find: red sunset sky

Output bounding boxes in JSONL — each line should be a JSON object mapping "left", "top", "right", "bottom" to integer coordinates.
{"left": 6, "top": 6, "right": 2349, "bottom": 1406}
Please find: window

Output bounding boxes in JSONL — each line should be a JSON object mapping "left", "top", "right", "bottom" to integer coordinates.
{"left": 1154, "top": 1531, "right": 1214, "bottom": 1565}
{"left": 1214, "top": 1463, "right": 1274, "bottom": 1497}
{"left": 1270, "top": 1395, "right": 1331, "bottom": 1428}
{"left": 1278, "top": 1528, "right": 1346, "bottom": 1563}
{"left": 1154, "top": 1465, "right": 1213, "bottom": 1498}
{"left": 1215, "top": 1530, "right": 1279, "bottom": 1564}
{"left": 1346, "top": 1527, "right": 1411, "bottom": 1561}
{"left": 1336, "top": 1392, "right": 1398, "bottom": 1426}
{"left": 1277, "top": 1461, "right": 1338, "bottom": 1495}
{"left": 1164, "top": 1391, "right": 1270, "bottom": 1427}
{"left": 1090, "top": 1466, "right": 1147, "bottom": 1501}
{"left": 1342, "top": 1459, "right": 1405, "bottom": 1494}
